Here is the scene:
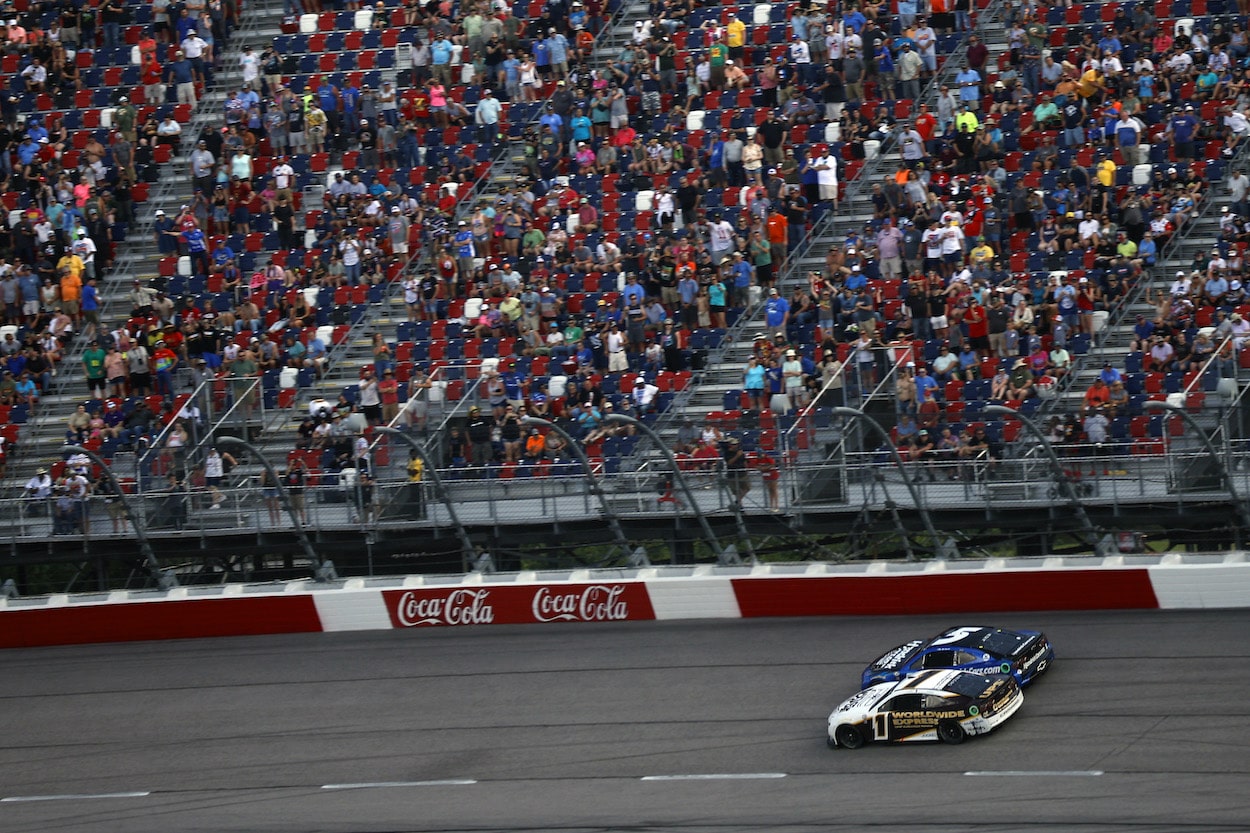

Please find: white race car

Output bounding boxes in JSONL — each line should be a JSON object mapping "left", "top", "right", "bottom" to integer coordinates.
{"left": 827, "top": 668, "right": 1024, "bottom": 748}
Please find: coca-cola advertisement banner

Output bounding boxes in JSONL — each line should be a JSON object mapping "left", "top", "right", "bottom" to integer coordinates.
{"left": 382, "top": 583, "right": 656, "bottom": 628}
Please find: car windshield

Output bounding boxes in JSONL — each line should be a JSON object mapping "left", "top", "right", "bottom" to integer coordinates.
{"left": 945, "top": 672, "right": 995, "bottom": 698}
{"left": 972, "top": 629, "right": 1032, "bottom": 657}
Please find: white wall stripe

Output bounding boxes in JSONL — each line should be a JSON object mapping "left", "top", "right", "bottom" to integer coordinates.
{"left": 312, "top": 589, "right": 394, "bottom": 632}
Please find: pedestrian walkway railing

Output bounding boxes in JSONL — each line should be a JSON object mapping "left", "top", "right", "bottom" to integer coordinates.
{"left": 11, "top": 441, "right": 1245, "bottom": 549}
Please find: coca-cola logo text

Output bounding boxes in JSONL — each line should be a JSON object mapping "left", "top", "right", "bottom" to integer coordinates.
{"left": 383, "top": 582, "right": 655, "bottom": 628}
{"left": 394, "top": 589, "right": 495, "bottom": 627}
{"left": 531, "top": 585, "right": 630, "bottom": 623}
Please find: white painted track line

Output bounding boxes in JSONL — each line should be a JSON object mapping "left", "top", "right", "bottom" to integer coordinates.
{"left": 965, "top": 770, "right": 1104, "bottom": 777}
{"left": 320, "top": 780, "right": 477, "bottom": 790}
{"left": 641, "top": 773, "right": 788, "bottom": 781}
{"left": 1, "top": 792, "right": 151, "bottom": 802}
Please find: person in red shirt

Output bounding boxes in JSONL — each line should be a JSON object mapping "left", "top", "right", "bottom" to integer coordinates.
{"left": 141, "top": 54, "right": 164, "bottom": 105}
{"left": 915, "top": 102, "right": 937, "bottom": 144}
{"left": 766, "top": 208, "right": 788, "bottom": 266}
{"left": 229, "top": 176, "right": 253, "bottom": 234}
{"left": 176, "top": 205, "right": 199, "bottom": 232}
{"left": 965, "top": 298, "right": 990, "bottom": 359}
{"left": 690, "top": 438, "right": 721, "bottom": 471}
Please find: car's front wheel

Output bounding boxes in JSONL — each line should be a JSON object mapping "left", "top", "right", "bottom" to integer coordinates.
{"left": 834, "top": 724, "right": 865, "bottom": 749}
{"left": 937, "top": 720, "right": 966, "bottom": 745}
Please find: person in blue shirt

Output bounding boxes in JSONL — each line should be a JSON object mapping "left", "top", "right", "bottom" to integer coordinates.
{"left": 569, "top": 108, "right": 592, "bottom": 146}
{"left": 317, "top": 80, "right": 341, "bottom": 132}
{"left": 707, "top": 133, "right": 727, "bottom": 186}
{"left": 24, "top": 120, "right": 48, "bottom": 143}
{"left": 743, "top": 355, "right": 767, "bottom": 410}
{"left": 1099, "top": 361, "right": 1124, "bottom": 386}
{"left": 533, "top": 37, "right": 551, "bottom": 81}
{"left": 17, "top": 267, "right": 39, "bottom": 320}
{"left": 59, "top": 202, "right": 83, "bottom": 241}
{"left": 874, "top": 43, "right": 896, "bottom": 100}
{"left": 212, "top": 240, "right": 235, "bottom": 268}
{"left": 1135, "top": 231, "right": 1157, "bottom": 269}
{"left": 502, "top": 53, "right": 521, "bottom": 102}
{"left": 765, "top": 286, "right": 790, "bottom": 330}
{"left": 453, "top": 221, "right": 475, "bottom": 276}
{"left": 546, "top": 29, "right": 570, "bottom": 79}
{"left": 1097, "top": 32, "right": 1122, "bottom": 54}
{"left": 730, "top": 251, "right": 753, "bottom": 307}
{"left": 955, "top": 63, "right": 982, "bottom": 104}
{"left": 15, "top": 136, "right": 39, "bottom": 168}
{"left": 843, "top": 7, "right": 866, "bottom": 33}
{"left": 621, "top": 272, "right": 645, "bottom": 307}
{"left": 77, "top": 277, "right": 100, "bottom": 338}
{"left": 1167, "top": 104, "right": 1200, "bottom": 161}
{"left": 431, "top": 37, "right": 453, "bottom": 86}
{"left": 340, "top": 84, "right": 360, "bottom": 131}
{"left": 183, "top": 227, "right": 209, "bottom": 276}
{"left": 844, "top": 264, "right": 868, "bottom": 291}
{"left": 539, "top": 104, "right": 563, "bottom": 138}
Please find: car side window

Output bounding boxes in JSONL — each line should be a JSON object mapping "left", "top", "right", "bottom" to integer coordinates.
{"left": 921, "top": 649, "right": 955, "bottom": 668}
{"left": 921, "top": 694, "right": 950, "bottom": 709}
{"left": 882, "top": 694, "right": 924, "bottom": 712}
{"left": 953, "top": 650, "right": 980, "bottom": 666}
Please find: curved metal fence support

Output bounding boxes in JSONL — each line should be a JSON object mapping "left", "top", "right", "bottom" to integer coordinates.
{"left": 983, "top": 405, "right": 1099, "bottom": 548}
{"left": 374, "top": 427, "right": 475, "bottom": 573}
{"left": 830, "top": 407, "right": 954, "bottom": 560}
{"left": 64, "top": 444, "right": 176, "bottom": 589}
{"left": 1144, "top": 400, "right": 1249, "bottom": 548}
{"left": 217, "top": 435, "right": 322, "bottom": 574}
{"left": 602, "top": 413, "right": 726, "bottom": 560}
{"left": 521, "top": 416, "right": 632, "bottom": 562}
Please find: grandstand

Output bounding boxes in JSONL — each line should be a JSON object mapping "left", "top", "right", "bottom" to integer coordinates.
{"left": 4, "top": 0, "right": 1250, "bottom": 590}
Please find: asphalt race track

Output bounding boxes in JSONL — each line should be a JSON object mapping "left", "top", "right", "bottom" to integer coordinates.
{"left": 2, "top": 610, "right": 1248, "bottom": 833}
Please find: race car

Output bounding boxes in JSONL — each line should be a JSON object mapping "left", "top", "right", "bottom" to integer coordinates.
{"left": 861, "top": 625, "right": 1055, "bottom": 689}
{"left": 827, "top": 669, "right": 1024, "bottom": 748}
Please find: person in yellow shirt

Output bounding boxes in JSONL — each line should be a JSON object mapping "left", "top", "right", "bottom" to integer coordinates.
{"left": 955, "top": 104, "right": 979, "bottom": 134}
{"left": 726, "top": 16, "right": 746, "bottom": 63}
{"left": 969, "top": 236, "right": 995, "bottom": 266}
{"left": 305, "top": 103, "right": 327, "bottom": 153}
{"left": 1096, "top": 157, "right": 1115, "bottom": 187}
{"left": 1076, "top": 67, "right": 1106, "bottom": 103}
{"left": 58, "top": 251, "right": 85, "bottom": 280}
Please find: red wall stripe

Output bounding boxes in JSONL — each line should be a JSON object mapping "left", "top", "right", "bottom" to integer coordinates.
{"left": 730, "top": 569, "right": 1160, "bottom": 617}
{"left": 0, "top": 596, "right": 324, "bottom": 649}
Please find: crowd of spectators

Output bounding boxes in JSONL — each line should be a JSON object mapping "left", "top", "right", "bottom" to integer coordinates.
{"left": 8, "top": 0, "right": 1250, "bottom": 511}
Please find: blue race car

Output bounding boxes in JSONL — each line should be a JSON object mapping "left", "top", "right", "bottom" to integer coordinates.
{"left": 862, "top": 625, "right": 1055, "bottom": 690}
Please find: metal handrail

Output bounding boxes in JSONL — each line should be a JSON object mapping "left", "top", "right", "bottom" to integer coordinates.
{"left": 1180, "top": 333, "right": 1234, "bottom": 397}
{"left": 1039, "top": 137, "right": 1250, "bottom": 411}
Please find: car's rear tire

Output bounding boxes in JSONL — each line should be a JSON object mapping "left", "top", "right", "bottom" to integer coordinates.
{"left": 938, "top": 720, "right": 966, "bottom": 745}
{"left": 834, "top": 724, "right": 865, "bottom": 749}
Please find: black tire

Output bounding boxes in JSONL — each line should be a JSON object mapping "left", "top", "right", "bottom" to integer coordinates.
{"left": 834, "top": 724, "right": 865, "bottom": 749}
{"left": 938, "top": 720, "right": 966, "bottom": 745}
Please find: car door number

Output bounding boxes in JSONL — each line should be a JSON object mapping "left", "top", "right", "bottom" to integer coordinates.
{"left": 872, "top": 713, "right": 889, "bottom": 740}
{"left": 930, "top": 626, "right": 982, "bottom": 647}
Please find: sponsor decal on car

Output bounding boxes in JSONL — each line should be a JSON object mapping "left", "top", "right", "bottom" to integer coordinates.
{"left": 383, "top": 583, "right": 655, "bottom": 628}
{"left": 873, "top": 640, "right": 924, "bottom": 669}
{"left": 1021, "top": 643, "right": 1050, "bottom": 670}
